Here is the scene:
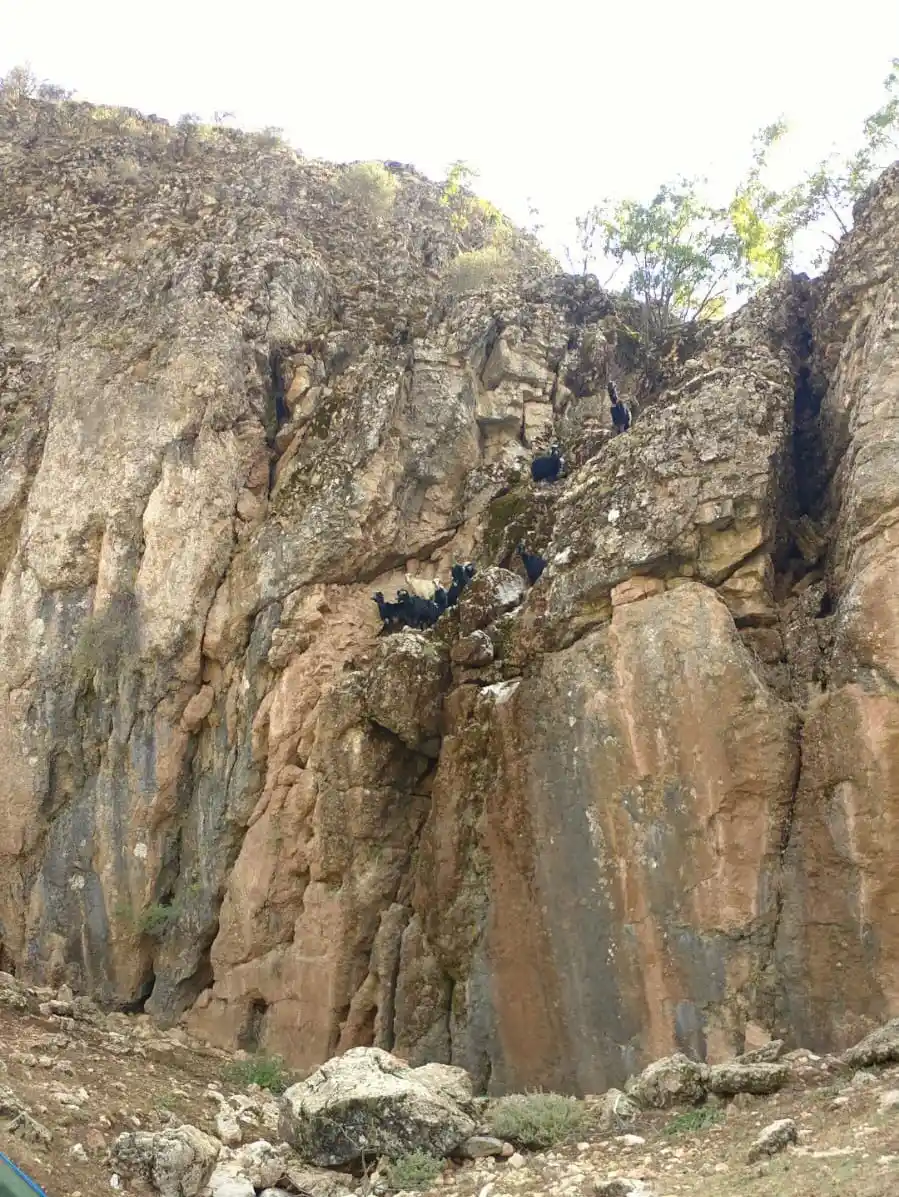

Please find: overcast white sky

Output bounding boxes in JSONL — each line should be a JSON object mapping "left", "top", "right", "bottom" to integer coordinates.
{"left": 3, "top": 1, "right": 898, "bottom": 273}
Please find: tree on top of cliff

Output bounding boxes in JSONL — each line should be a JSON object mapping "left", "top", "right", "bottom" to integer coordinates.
{"left": 0, "top": 62, "right": 74, "bottom": 102}
{"left": 568, "top": 54, "right": 899, "bottom": 347}
{"left": 732, "top": 57, "right": 899, "bottom": 273}
{"left": 588, "top": 181, "right": 744, "bottom": 344}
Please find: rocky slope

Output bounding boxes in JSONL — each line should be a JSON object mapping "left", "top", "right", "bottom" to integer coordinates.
{"left": 1, "top": 94, "right": 898, "bottom": 1096}
{"left": 2, "top": 971, "right": 899, "bottom": 1197}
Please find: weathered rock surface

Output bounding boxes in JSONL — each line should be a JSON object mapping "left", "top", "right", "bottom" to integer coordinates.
{"left": 626, "top": 1054, "right": 709, "bottom": 1110}
{"left": 3, "top": 92, "right": 899, "bottom": 1098}
{"left": 705, "top": 1061, "right": 789, "bottom": 1096}
{"left": 109, "top": 1126, "right": 220, "bottom": 1197}
{"left": 841, "top": 1019, "right": 899, "bottom": 1068}
{"left": 747, "top": 1117, "right": 798, "bottom": 1162}
{"left": 278, "top": 1047, "right": 476, "bottom": 1164}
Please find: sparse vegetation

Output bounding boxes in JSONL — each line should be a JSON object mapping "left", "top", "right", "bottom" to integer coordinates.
{"left": 663, "top": 1106, "right": 724, "bottom": 1135}
{"left": 443, "top": 245, "right": 515, "bottom": 294}
{"left": 488, "top": 1091, "right": 584, "bottom": 1150}
{"left": 0, "top": 63, "right": 74, "bottom": 102}
{"left": 223, "top": 1053, "right": 290, "bottom": 1094}
{"left": 386, "top": 1150, "right": 445, "bottom": 1191}
{"left": 137, "top": 902, "right": 181, "bottom": 938}
{"left": 338, "top": 161, "right": 399, "bottom": 218}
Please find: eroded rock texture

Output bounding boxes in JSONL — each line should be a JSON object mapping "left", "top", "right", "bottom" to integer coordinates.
{"left": 1, "top": 96, "right": 899, "bottom": 1093}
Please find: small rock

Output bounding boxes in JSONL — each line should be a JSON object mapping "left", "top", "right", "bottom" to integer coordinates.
{"left": 458, "top": 1136, "right": 506, "bottom": 1158}
{"left": 70, "top": 1143, "right": 89, "bottom": 1162}
{"left": 747, "top": 1118, "right": 798, "bottom": 1163}
{"left": 616, "top": 1134, "right": 646, "bottom": 1147}
{"left": 507, "top": 1152, "right": 526, "bottom": 1170}
{"left": 878, "top": 1089, "right": 899, "bottom": 1110}
{"left": 215, "top": 1108, "right": 243, "bottom": 1147}
{"left": 597, "top": 1089, "right": 639, "bottom": 1131}
{"left": 594, "top": 1181, "right": 649, "bottom": 1197}
{"left": 8, "top": 1112, "right": 53, "bottom": 1146}
{"left": 736, "top": 1039, "right": 785, "bottom": 1064}
{"left": 850, "top": 1070, "right": 880, "bottom": 1090}
{"left": 451, "top": 630, "right": 495, "bottom": 667}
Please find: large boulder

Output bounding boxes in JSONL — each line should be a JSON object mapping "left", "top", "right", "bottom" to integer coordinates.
{"left": 626, "top": 1053, "right": 709, "bottom": 1109}
{"left": 109, "top": 1126, "right": 220, "bottom": 1197}
{"left": 278, "top": 1047, "right": 476, "bottom": 1165}
{"left": 363, "top": 635, "right": 450, "bottom": 754}
{"left": 204, "top": 1141, "right": 294, "bottom": 1197}
{"left": 841, "top": 1019, "right": 899, "bottom": 1068}
{"left": 706, "top": 1061, "right": 790, "bottom": 1096}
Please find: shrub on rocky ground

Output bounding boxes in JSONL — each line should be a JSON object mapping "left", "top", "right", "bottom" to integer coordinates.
{"left": 663, "top": 1107, "right": 723, "bottom": 1136}
{"left": 223, "top": 1054, "right": 290, "bottom": 1094}
{"left": 387, "top": 1149, "right": 445, "bottom": 1191}
{"left": 488, "top": 1092, "right": 584, "bottom": 1150}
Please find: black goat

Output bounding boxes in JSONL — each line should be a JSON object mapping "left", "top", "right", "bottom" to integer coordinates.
{"left": 531, "top": 445, "right": 563, "bottom": 482}
{"left": 517, "top": 543, "right": 547, "bottom": 585}
{"left": 398, "top": 590, "right": 440, "bottom": 629}
{"left": 446, "top": 562, "right": 477, "bottom": 608}
{"left": 607, "top": 380, "right": 631, "bottom": 435}
{"left": 372, "top": 591, "right": 404, "bottom": 632}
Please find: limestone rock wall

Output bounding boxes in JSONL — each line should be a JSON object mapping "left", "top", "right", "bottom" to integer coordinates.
{"left": 2, "top": 95, "right": 899, "bottom": 1093}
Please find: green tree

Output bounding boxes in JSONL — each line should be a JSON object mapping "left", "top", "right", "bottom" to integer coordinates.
{"left": 734, "top": 57, "right": 899, "bottom": 270}
{"left": 599, "top": 180, "right": 743, "bottom": 343}
{"left": 440, "top": 159, "right": 506, "bottom": 236}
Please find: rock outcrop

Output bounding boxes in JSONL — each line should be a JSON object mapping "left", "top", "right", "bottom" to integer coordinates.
{"left": 2, "top": 92, "right": 899, "bottom": 1096}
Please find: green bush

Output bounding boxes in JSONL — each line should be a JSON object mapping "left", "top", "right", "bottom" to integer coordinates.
{"left": 386, "top": 1150, "right": 444, "bottom": 1191}
{"left": 223, "top": 1054, "right": 290, "bottom": 1094}
{"left": 338, "top": 161, "right": 399, "bottom": 217}
{"left": 443, "top": 246, "right": 515, "bottom": 294}
{"left": 137, "top": 902, "right": 180, "bottom": 938}
{"left": 663, "top": 1106, "right": 723, "bottom": 1136}
{"left": 488, "top": 1091, "right": 584, "bottom": 1150}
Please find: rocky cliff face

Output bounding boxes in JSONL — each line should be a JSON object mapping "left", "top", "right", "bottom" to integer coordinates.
{"left": 1, "top": 95, "right": 898, "bottom": 1096}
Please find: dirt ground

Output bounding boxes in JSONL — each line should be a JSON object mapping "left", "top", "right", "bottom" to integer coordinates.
{"left": 2, "top": 994, "right": 899, "bottom": 1197}
{"left": 0, "top": 1004, "right": 265, "bottom": 1196}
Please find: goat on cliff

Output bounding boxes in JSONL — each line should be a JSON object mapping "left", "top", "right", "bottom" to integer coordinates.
{"left": 608, "top": 380, "right": 631, "bottom": 435}
{"left": 404, "top": 573, "right": 444, "bottom": 601}
{"left": 517, "top": 544, "right": 547, "bottom": 585}
{"left": 372, "top": 591, "right": 405, "bottom": 632}
{"left": 446, "top": 562, "right": 476, "bottom": 607}
{"left": 531, "top": 445, "right": 564, "bottom": 482}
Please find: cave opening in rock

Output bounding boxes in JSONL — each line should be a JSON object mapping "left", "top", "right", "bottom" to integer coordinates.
{"left": 238, "top": 996, "right": 268, "bottom": 1053}
{"left": 120, "top": 969, "right": 156, "bottom": 1015}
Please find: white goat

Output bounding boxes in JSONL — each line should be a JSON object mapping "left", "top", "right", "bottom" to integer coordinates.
{"left": 404, "top": 573, "right": 442, "bottom": 601}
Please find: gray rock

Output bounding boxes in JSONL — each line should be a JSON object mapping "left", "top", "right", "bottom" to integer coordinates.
{"left": 214, "top": 1106, "right": 243, "bottom": 1147}
{"left": 736, "top": 1039, "right": 785, "bottom": 1064}
{"left": 842, "top": 1019, "right": 899, "bottom": 1068}
{"left": 458, "top": 568, "right": 526, "bottom": 636}
{"left": 450, "top": 630, "right": 495, "bottom": 667}
{"left": 109, "top": 1125, "right": 220, "bottom": 1197}
{"left": 596, "top": 1088, "right": 639, "bottom": 1131}
{"left": 8, "top": 1112, "right": 53, "bottom": 1146}
{"left": 279, "top": 1046, "right": 475, "bottom": 1166}
{"left": 594, "top": 1181, "right": 651, "bottom": 1197}
{"left": 706, "top": 1062, "right": 789, "bottom": 1096}
{"left": 747, "top": 1118, "right": 798, "bottom": 1163}
{"left": 281, "top": 1162, "right": 356, "bottom": 1197}
{"left": 626, "top": 1053, "right": 709, "bottom": 1109}
{"left": 0, "top": 1084, "right": 26, "bottom": 1119}
{"left": 457, "top": 1135, "right": 506, "bottom": 1158}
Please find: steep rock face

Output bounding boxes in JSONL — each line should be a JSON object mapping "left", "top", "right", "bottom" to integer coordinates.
{"left": 776, "top": 163, "right": 899, "bottom": 1049}
{"left": 3, "top": 96, "right": 899, "bottom": 1093}
{"left": 410, "top": 584, "right": 799, "bottom": 1093}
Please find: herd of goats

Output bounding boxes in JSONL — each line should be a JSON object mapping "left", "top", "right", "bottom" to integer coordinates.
{"left": 371, "top": 381, "right": 632, "bottom": 635}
